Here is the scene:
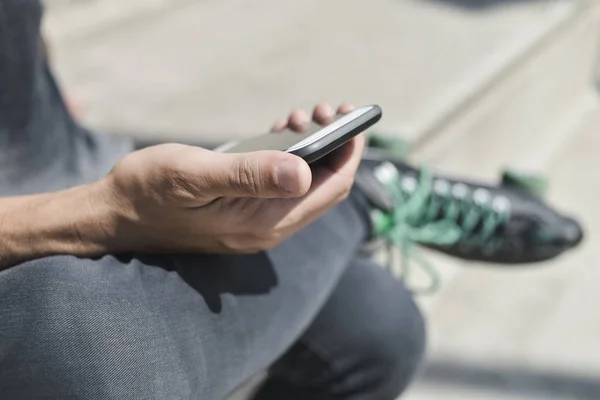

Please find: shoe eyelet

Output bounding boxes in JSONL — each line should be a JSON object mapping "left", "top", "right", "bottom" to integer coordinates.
{"left": 473, "top": 188, "right": 491, "bottom": 205}
{"left": 452, "top": 183, "right": 469, "bottom": 199}
{"left": 434, "top": 179, "right": 450, "bottom": 195}
{"left": 402, "top": 176, "right": 418, "bottom": 193}
{"left": 374, "top": 162, "right": 400, "bottom": 184}
{"left": 493, "top": 196, "right": 511, "bottom": 213}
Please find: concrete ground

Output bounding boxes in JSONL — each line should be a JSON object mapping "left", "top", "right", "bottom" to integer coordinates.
{"left": 406, "top": 105, "right": 600, "bottom": 400}
{"left": 43, "top": 0, "right": 599, "bottom": 398}
{"left": 44, "top": 0, "right": 579, "bottom": 145}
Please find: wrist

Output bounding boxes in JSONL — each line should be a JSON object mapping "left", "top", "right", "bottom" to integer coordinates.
{"left": 0, "top": 180, "right": 121, "bottom": 268}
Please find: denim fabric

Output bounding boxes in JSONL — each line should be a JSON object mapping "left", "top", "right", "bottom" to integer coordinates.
{"left": 0, "top": 1, "right": 426, "bottom": 399}
{"left": 0, "top": 0, "right": 132, "bottom": 196}
{"left": 0, "top": 193, "right": 425, "bottom": 400}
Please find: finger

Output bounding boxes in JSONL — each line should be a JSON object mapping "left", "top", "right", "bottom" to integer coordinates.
{"left": 335, "top": 133, "right": 366, "bottom": 177}
{"left": 277, "top": 134, "right": 365, "bottom": 231}
{"left": 312, "top": 102, "right": 335, "bottom": 125}
{"left": 270, "top": 118, "right": 288, "bottom": 133}
{"left": 288, "top": 109, "right": 311, "bottom": 132}
{"left": 223, "top": 135, "right": 365, "bottom": 241}
{"left": 188, "top": 150, "right": 312, "bottom": 200}
{"left": 337, "top": 103, "right": 355, "bottom": 115}
{"left": 267, "top": 144, "right": 363, "bottom": 235}
{"left": 318, "top": 133, "right": 366, "bottom": 177}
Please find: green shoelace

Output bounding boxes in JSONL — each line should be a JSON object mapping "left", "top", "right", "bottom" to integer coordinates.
{"left": 370, "top": 162, "right": 512, "bottom": 295}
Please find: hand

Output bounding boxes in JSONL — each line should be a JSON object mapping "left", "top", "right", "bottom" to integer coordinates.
{"left": 100, "top": 103, "right": 365, "bottom": 254}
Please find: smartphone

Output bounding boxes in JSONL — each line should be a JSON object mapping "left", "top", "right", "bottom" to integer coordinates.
{"left": 214, "top": 105, "right": 382, "bottom": 163}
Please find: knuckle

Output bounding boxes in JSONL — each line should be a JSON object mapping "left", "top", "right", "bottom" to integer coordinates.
{"left": 163, "top": 168, "right": 201, "bottom": 203}
{"left": 221, "top": 226, "right": 282, "bottom": 253}
{"left": 216, "top": 235, "right": 245, "bottom": 253}
{"left": 257, "top": 231, "right": 281, "bottom": 251}
{"left": 231, "top": 158, "right": 259, "bottom": 195}
{"left": 218, "top": 234, "right": 265, "bottom": 254}
{"left": 247, "top": 229, "right": 275, "bottom": 250}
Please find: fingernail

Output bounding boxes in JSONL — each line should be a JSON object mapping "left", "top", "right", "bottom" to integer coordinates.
{"left": 276, "top": 160, "right": 300, "bottom": 193}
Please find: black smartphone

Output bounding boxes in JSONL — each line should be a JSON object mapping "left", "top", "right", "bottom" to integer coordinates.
{"left": 215, "top": 105, "right": 382, "bottom": 163}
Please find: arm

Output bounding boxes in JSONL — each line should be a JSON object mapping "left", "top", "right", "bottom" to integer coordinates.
{"left": 0, "top": 181, "right": 115, "bottom": 269}
{"left": 0, "top": 103, "right": 364, "bottom": 271}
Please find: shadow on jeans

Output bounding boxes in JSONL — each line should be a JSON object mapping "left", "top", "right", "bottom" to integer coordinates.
{"left": 131, "top": 252, "right": 278, "bottom": 313}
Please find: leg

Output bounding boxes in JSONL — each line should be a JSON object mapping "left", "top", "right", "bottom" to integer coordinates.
{"left": 253, "top": 258, "right": 426, "bottom": 400}
{"left": 0, "top": 191, "right": 380, "bottom": 400}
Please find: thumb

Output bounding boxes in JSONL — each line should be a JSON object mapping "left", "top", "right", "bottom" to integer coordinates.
{"left": 200, "top": 150, "right": 312, "bottom": 199}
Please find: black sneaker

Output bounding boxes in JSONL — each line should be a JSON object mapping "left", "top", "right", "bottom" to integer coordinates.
{"left": 355, "top": 154, "right": 584, "bottom": 292}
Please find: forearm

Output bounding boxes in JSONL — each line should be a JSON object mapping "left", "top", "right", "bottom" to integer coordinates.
{"left": 0, "top": 180, "right": 118, "bottom": 269}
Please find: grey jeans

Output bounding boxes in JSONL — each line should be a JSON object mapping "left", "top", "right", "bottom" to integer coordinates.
{"left": 0, "top": 188, "right": 426, "bottom": 400}
{"left": 0, "top": 11, "right": 425, "bottom": 394}
{"left": 0, "top": 73, "right": 427, "bottom": 399}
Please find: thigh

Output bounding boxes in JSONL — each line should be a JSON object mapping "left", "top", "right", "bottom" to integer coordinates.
{"left": 0, "top": 195, "right": 368, "bottom": 400}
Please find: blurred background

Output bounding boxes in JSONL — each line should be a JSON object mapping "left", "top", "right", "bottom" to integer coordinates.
{"left": 43, "top": 0, "right": 600, "bottom": 399}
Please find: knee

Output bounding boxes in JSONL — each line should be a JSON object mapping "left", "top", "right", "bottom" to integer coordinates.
{"left": 308, "top": 262, "right": 428, "bottom": 399}
{"left": 311, "top": 267, "right": 427, "bottom": 399}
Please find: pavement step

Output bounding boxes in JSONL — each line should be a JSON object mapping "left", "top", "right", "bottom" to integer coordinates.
{"left": 410, "top": 0, "right": 600, "bottom": 314}
{"left": 411, "top": 0, "right": 600, "bottom": 174}
{"left": 43, "top": 0, "right": 194, "bottom": 40}
{"left": 46, "top": 0, "right": 583, "bottom": 147}
{"left": 406, "top": 99, "right": 600, "bottom": 400}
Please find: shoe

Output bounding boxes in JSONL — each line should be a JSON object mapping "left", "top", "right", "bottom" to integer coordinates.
{"left": 355, "top": 154, "right": 584, "bottom": 293}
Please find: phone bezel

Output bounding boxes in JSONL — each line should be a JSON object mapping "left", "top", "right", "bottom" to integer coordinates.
{"left": 289, "top": 105, "right": 382, "bottom": 163}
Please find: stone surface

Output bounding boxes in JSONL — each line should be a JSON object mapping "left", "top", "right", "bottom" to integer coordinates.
{"left": 407, "top": 105, "right": 600, "bottom": 400}
{"left": 45, "top": 0, "right": 579, "bottom": 146}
